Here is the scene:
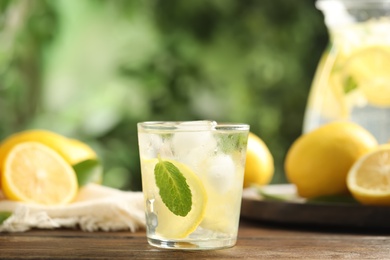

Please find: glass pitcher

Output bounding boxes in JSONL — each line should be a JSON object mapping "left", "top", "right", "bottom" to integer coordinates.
{"left": 303, "top": 0, "right": 390, "bottom": 144}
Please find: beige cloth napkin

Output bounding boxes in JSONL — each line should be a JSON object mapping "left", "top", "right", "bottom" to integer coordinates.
{"left": 0, "top": 183, "right": 145, "bottom": 232}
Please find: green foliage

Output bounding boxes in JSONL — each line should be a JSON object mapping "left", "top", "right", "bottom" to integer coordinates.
{"left": 0, "top": 0, "right": 57, "bottom": 135}
{"left": 0, "top": 211, "right": 12, "bottom": 224}
{"left": 0, "top": 0, "right": 328, "bottom": 190}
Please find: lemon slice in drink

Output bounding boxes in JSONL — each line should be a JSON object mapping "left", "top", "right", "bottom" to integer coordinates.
{"left": 141, "top": 158, "right": 207, "bottom": 239}
{"left": 347, "top": 144, "right": 390, "bottom": 205}
{"left": 200, "top": 187, "right": 241, "bottom": 234}
{"left": 1, "top": 142, "right": 78, "bottom": 205}
{"left": 342, "top": 46, "right": 390, "bottom": 107}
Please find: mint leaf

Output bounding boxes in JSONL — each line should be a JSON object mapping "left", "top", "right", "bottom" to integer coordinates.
{"left": 343, "top": 76, "right": 358, "bottom": 94}
{"left": 218, "top": 133, "right": 248, "bottom": 154}
{"left": 0, "top": 211, "right": 12, "bottom": 225}
{"left": 154, "top": 159, "right": 192, "bottom": 217}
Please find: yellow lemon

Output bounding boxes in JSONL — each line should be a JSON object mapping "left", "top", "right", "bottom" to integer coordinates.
{"left": 0, "top": 129, "right": 97, "bottom": 167}
{"left": 347, "top": 144, "right": 390, "bottom": 205}
{"left": 285, "top": 121, "right": 378, "bottom": 198}
{"left": 243, "top": 132, "right": 274, "bottom": 188}
{"left": 0, "top": 129, "right": 100, "bottom": 186}
{"left": 2, "top": 142, "right": 78, "bottom": 205}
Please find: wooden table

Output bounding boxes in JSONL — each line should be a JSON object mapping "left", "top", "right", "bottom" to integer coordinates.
{"left": 1, "top": 218, "right": 390, "bottom": 259}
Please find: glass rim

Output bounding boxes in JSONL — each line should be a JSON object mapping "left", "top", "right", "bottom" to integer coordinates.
{"left": 137, "top": 120, "right": 250, "bottom": 132}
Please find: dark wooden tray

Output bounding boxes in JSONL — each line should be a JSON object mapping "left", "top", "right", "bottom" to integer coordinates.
{"left": 240, "top": 184, "right": 390, "bottom": 230}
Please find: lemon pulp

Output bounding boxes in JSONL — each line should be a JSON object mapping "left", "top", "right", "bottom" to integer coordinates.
{"left": 347, "top": 144, "right": 390, "bottom": 205}
{"left": 2, "top": 142, "right": 78, "bottom": 205}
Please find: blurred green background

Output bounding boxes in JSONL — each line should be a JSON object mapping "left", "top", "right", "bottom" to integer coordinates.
{"left": 0, "top": 0, "right": 328, "bottom": 191}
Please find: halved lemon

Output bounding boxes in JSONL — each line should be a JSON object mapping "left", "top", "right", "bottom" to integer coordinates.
{"left": 347, "top": 144, "right": 390, "bottom": 205}
{"left": 141, "top": 158, "right": 207, "bottom": 239}
{"left": 0, "top": 129, "right": 101, "bottom": 186}
{"left": 0, "top": 129, "right": 97, "bottom": 167}
{"left": 1, "top": 142, "right": 78, "bottom": 205}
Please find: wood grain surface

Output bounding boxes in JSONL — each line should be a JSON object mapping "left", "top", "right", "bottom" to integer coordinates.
{"left": 1, "top": 219, "right": 390, "bottom": 259}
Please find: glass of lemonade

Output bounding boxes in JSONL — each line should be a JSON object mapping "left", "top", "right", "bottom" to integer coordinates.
{"left": 303, "top": 0, "right": 390, "bottom": 144}
{"left": 137, "top": 121, "right": 249, "bottom": 250}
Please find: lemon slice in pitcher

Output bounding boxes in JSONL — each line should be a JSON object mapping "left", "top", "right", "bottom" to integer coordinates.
{"left": 342, "top": 46, "right": 390, "bottom": 107}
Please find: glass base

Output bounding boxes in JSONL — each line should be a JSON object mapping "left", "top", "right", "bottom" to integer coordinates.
{"left": 147, "top": 237, "right": 237, "bottom": 250}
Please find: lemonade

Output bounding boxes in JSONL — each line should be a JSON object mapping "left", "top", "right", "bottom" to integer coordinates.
{"left": 137, "top": 121, "right": 249, "bottom": 250}
{"left": 303, "top": 0, "right": 390, "bottom": 144}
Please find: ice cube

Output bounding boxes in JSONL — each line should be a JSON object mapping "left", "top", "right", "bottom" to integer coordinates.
{"left": 172, "top": 131, "right": 217, "bottom": 155}
{"left": 171, "top": 127, "right": 217, "bottom": 170}
{"left": 138, "top": 133, "right": 170, "bottom": 159}
{"left": 178, "top": 120, "right": 217, "bottom": 131}
{"left": 205, "top": 154, "right": 236, "bottom": 194}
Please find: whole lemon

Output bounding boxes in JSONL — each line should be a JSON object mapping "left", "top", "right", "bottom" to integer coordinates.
{"left": 243, "top": 132, "right": 274, "bottom": 188}
{"left": 285, "top": 121, "right": 378, "bottom": 198}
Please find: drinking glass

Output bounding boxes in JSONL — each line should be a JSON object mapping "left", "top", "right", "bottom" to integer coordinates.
{"left": 137, "top": 121, "right": 249, "bottom": 250}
